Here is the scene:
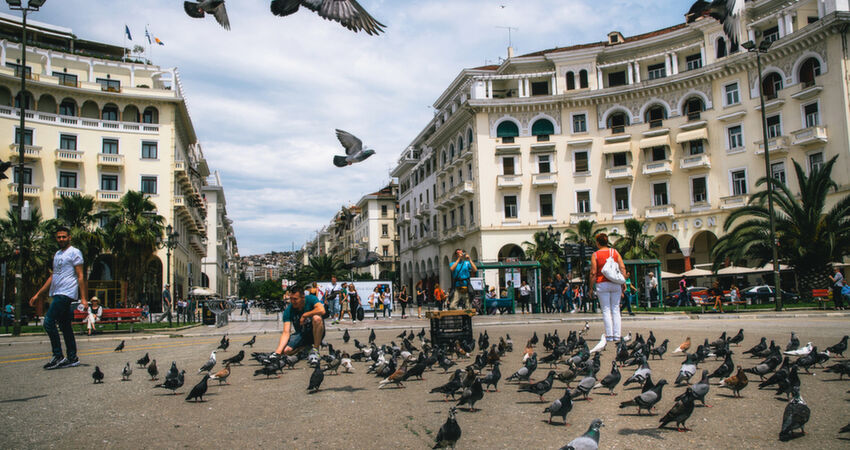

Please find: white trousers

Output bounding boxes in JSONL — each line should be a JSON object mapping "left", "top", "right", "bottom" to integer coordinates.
{"left": 85, "top": 314, "right": 98, "bottom": 331}
{"left": 596, "top": 281, "right": 622, "bottom": 341}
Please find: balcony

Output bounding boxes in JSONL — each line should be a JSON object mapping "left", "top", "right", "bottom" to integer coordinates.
{"left": 497, "top": 174, "right": 522, "bottom": 189}
{"left": 8, "top": 144, "right": 42, "bottom": 161}
{"left": 415, "top": 203, "right": 431, "bottom": 218}
{"left": 755, "top": 136, "right": 790, "bottom": 156}
{"left": 0, "top": 106, "right": 161, "bottom": 134}
{"left": 96, "top": 190, "right": 123, "bottom": 203}
{"left": 6, "top": 183, "right": 41, "bottom": 198}
{"left": 449, "top": 181, "right": 475, "bottom": 202}
{"left": 645, "top": 204, "right": 675, "bottom": 218}
{"left": 570, "top": 211, "right": 597, "bottom": 224}
{"left": 174, "top": 160, "right": 189, "bottom": 184}
{"left": 532, "top": 173, "right": 558, "bottom": 186}
{"left": 791, "top": 126, "right": 828, "bottom": 146}
{"left": 754, "top": 97, "right": 785, "bottom": 112}
{"left": 53, "top": 187, "right": 83, "bottom": 201}
{"left": 54, "top": 149, "right": 84, "bottom": 164}
{"left": 605, "top": 166, "right": 634, "bottom": 181}
{"left": 398, "top": 212, "right": 411, "bottom": 224}
{"left": 447, "top": 225, "right": 467, "bottom": 241}
{"left": 720, "top": 195, "right": 749, "bottom": 209}
{"left": 679, "top": 154, "right": 711, "bottom": 171}
{"left": 98, "top": 153, "right": 125, "bottom": 167}
{"left": 642, "top": 160, "right": 673, "bottom": 176}
{"left": 791, "top": 84, "right": 822, "bottom": 101}
{"left": 189, "top": 234, "right": 207, "bottom": 256}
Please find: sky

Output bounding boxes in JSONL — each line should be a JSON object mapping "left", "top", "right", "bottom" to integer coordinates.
{"left": 23, "top": 0, "right": 691, "bottom": 256}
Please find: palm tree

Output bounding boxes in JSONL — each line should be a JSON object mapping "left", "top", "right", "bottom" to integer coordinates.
{"left": 300, "top": 254, "right": 347, "bottom": 283}
{"left": 523, "top": 230, "right": 564, "bottom": 280}
{"left": 563, "top": 220, "right": 607, "bottom": 246}
{"left": 612, "top": 219, "right": 659, "bottom": 259}
{"left": 0, "top": 208, "right": 59, "bottom": 310}
{"left": 56, "top": 195, "right": 103, "bottom": 274}
{"left": 102, "top": 191, "right": 165, "bottom": 304}
{"left": 711, "top": 156, "right": 850, "bottom": 298}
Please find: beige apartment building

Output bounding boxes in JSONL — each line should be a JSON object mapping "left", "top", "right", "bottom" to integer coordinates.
{"left": 0, "top": 14, "right": 233, "bottom": 309}
{"left": 202, "top": 171, "right": 239, "bottom": 298}
{"left": 395, "top": 0, "right": 850, "bottom": 293}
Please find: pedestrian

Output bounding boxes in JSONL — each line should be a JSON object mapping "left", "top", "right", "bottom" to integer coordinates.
{"left": 85, "top": 296, "right": 102, "bottom": 336}
{"left": 709, "top": 280, "right": 724, "bottom": 313}
{"left": 415, "top": 280, "right": 425, "bottom": 319}
{"left": 382, "top": 288, "right": 392, "bottom": 318}
{"left": 345, "top": 284, "right": 359, "bottom": 323}
{"left": 434, "top": 283, "right": 447, "bottom": 311}
{"left": 369, "top": 287, "right": 380, "bottom": 319}
{"left": 519, "top": 280, "right": 532, "bottom": 314}
{"left": 622, "top": 271, "right": 636, "bottom": 316}
{"left": 398, "top": 286, "right": 409, "bottom": 319}
{"left": 589, "top": 232, "right": 626, "bottom": 342}
{"left": 29, "top": 226, "right": 87, "bottom": 369}
{"left": 142, "top": 304, "right": 150, "bottom": 320}
{"left": 339, "top": 283, "right": 351, "bottom": 322}
{"left": 240, "top": 297, "right": 250, "bottom": 316}
{"left": 647, "top": 272, "right": 658, "bottom": 309}
{"left": 448, "top": 248, "right": 477, "bottom": 310}
{"left": 327, "top": 276, "right": 342, "bottom": 325}
{"left": 554, "top": 273, "right": 568, "bottom": 313}
{"left": 158, "top": 283, "right": 173, "bottom": 324}
{"left": 676, "top": 276, "right": 690, "bottom": 307}
{"left": 830, "top": 267, "right": 846, "bottom": 310}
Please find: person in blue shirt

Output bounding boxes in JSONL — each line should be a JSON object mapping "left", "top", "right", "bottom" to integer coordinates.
{"left": 266, "top": 284, "right": 326, "bottom": 362}
{"left": 448, "top": 248, "right": 477, "bottom": 310}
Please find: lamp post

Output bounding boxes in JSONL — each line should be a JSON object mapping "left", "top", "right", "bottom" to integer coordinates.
{"left": 7, "top": 0, "right": 46, "bottom": 336}
{"left": 743, "top": 39, "right": 783, "bottom": 311}
{"left": 164, "top": 225, "right": 179, "bottom": 325}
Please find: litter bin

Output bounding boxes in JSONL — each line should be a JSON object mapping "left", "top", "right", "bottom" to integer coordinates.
{"left": 201, "top": 301, "right": 215, "bottom": 325}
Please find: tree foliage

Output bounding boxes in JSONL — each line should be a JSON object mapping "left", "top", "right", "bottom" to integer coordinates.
{"left": 523, "top": 231, "right": 564, "bottom": 280}
{"left": 612, "top": 219, "right": 659, "bottom": 259}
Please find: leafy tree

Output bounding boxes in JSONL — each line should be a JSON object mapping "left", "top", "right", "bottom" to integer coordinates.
{"left": 563, "top": 220, "right": 607, "bottom": 246}
{"left": 299, "top": 254, "right": 347, "bottom": 282}
{"left": 56, "top": 195, "right": 103, "bottom": 274}
{"left": 523, "top": 230, "right": 564, "bottom": 280}
{"left": 711, "top": 156, "right": 850, "bottom": 299}
{"left": 612, "top": 219, "right": 659, "bottom": 259}
{"left": 0, "top": 208, "right": 59, "bottom": 315}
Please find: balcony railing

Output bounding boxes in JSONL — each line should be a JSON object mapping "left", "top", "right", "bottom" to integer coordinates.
{"left": 415, "top": 203, "right": 431, "bottom": 217}
{"left": 6, "top": 183, "right": 41, "bottom": 197}
{"left": 755, "top": 136, "right": 790, "bottom": 155}
{"left": 791, "top": 126, "right": 828, "bottom": 146}
{"left": 532, "top": 173, "right": 557, "bottom": 186}
{"left": 605, "top": 166, "right": 634, "bottom": 181}
{"left": 98, "top": 153, "right": 125, "bottom": 167}
{"left": 8, "top": 144, "right": 42, "bottom": 160}
{"left": 399, "top": 212, "right": 411, "bottom": 224}
{"left": 720, "top": 195, "right": 749, "bottom": 209}
{"left": 96, "top": 190, "right": 123, "bottom": 202}
{"left": 53, "top": 187, "right": 83, "bottom": 200}
{"left": 570, "top": 211, "right": 597, "bottom": 224}
{"left": 645, "top": 204, "right": 675, "bottom": 218}
{"left": 679, "top": 154, "right": 711, "bottom": 171}
{"left": 55, "top": 149, "right": 84, "bottom": 164}
{"left": 642, "top": 160, "right": 673, "bottom": 176}
{"left": 0, "top": 106, "right": 160, "bottom": 134}
{"left": 497, "top": 174, "right": 522, "bottom": 189}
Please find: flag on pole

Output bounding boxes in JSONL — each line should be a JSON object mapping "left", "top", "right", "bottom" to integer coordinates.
{"left": 145, "top": 26, "right": 152, "bottom": 44}
{"left": 124, "top": 25, "right": 132, "bottom": 40}
{"left": 155, "top": 37, "right": 165, "bottom": 46}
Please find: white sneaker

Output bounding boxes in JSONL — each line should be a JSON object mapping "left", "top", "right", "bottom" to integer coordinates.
{"left": 570, "top": 309, "right": 577, "bottom": 314}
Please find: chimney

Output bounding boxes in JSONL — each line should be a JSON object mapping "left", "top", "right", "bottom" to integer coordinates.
{"left": 507, "top": 46, "right": 514, "bottom": 59}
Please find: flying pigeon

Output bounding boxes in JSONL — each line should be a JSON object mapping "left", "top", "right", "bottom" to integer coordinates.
{"left": 210, "top": 363, "right": 231, "bottom": 385}
{"left": 184, "top": 0, "right": 231, "bottom": 30}
{"left": 779, "top": 386, "right": 810, "bottom": 441}
{"left": 199, "top": 351, "right": 217, "bottom": 373}
{"left": 92, "top": 366, "right": 104, "bottom": 384}
{"left": 136, "top": 353, "right": 150, "bottom": 368}
{"left": 185, "top": 374, "right": 210, "bottom": 402}
{"left": 560, "top": 418, "right": 603, "bottom": 450}
{"left": 432, "top": 407, "right": 461, "bottom": 449}
{"left": 114, "top": 340, "right": 125, "bottom": 352}
{"left": 659, "top": 387, "right": 698, "bottom": 432}
{"left": 121, "top": 362, "right": 132, "bottom": 381}
{"left": 619, "top": 379, "right": 668, "bottom": 415}
{"left": 147, "top": 359, "right": 159, "bottom": 381}
{"left": 270, "top": 0, "right": 386, "bottom": 35}
{"left": 243, "top": 335, "right": 256, "bottom": 347}
{"left": 686, "top": 0, "right": 745, "bottom": 46}
{"left": 544, "top": 388, "right": 573, "bottom": 425}
{"left": 332, "top": 129, "right": 376, "bottom": 167}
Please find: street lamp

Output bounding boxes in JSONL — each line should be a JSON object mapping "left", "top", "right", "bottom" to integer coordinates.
{"left": 742, "top": 39, "right": 783, "bottom": 311}
{"left": 164, "top": 225, "right": 179, "bottom": 325}
{"left": 7, "top": 0, "right": 46, "bottom": 336}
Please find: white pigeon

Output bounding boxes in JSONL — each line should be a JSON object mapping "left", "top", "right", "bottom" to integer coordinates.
{"left": 198, "top": 350, "right": 217, "bottom": 373}
{"left": 622, "top": 332, "right": 632, "bottom": 343}
{"left": 589, "top": 334, "right": 607, "bottom": 354}
{"left": 341, "top": 358, "right": 354, "bottom": 373}
{"left": 783, "top": 342, "right": 813, "bottom": 356}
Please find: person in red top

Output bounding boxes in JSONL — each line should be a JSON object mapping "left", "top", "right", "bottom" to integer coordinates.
{"left": 588, "top": 233, "right": 627, "bottom": 342}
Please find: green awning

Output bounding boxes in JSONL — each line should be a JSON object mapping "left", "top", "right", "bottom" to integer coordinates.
{"left": 531, "top": 119, "right": 555, "bottom": 136}
{"left": 496, "top": 121, "right": 519, "bottom": 138}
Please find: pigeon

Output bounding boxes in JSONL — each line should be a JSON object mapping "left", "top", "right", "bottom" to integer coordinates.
{"left": 589, "top": 334, "right": 606, "bottom": 354}
{"left": 243, "top": 336, "right": 256, "bottom": 347}
{"left": 676, "top": 353, "right": 698, "bottom": 386}
{"left": 784, "top": 342, "right": 812, "bottom": 356}
{"left": 121, "top": 362, "right": 132, "bottom": 381}
{"left": 560, "top": 418, "right": 603, "bottom": 450}
{"left": 686, "top": 0, "right": 745, "bottom": 46}
{"left": 185, "top": 374, "right": 210, "bottom": 402}
{"left": 556, "top": 364, "right": 579, "bottom": 387}
{"left": 578, "top": 322, "right": 590, "bottom": 337}
{"left": 624, "top": 358, "right": 651, "bottom": 387}
{"left": 505, "top": 333, "right": 514, "bottom": 352}
{"left": 691, "top": 370, "right": 711, "bottom": 407}
{"left": 456, "top": 378, "right": 484, "bottom": 412}
{"left": 481, "top": 362, "right": 501, "bottom": 392}
{"left": 572, "top": 366, "right": 597, "bottom": 401}
{"left": 673, "top": 337, "right": 691, "bottom": 354}
{"left": 785, "top": 332, "right": 800, "bottom": 352}
{"left": 776, "top": 365, "right": 801, "bottom": 399}
{"left": 254, "top": 364, "right": 281, "bottom": 379}
{"left": 217, "top": 336, "right": 230, "bottom": 352}
{"left": 431, "top": 369, "right": 463, "bottom": 400}
{"left": 506, "top": 354, "right": 537, "bottom": 382}
{"left": 650, "top": 339, "right": 669, "bottom": 360}
{"left": 210, "top": 363, "right": 231, "bottom": 385}
{"left": 839, "top": 422, "right": 850, "bottom": 434}
{"left": 155, "top": 369, "right": 186, "bottom": 394}
{"left": 147, "top": 359, "right": 159, "bottom": 381}
{"left": 646, "top": 331, "right": 656, "bottom": 349}
{"left": 223, "top": 350, "right": 245, "bottom": 366}
{"left": 745, "top": 359, "right": 778, "bottom": 380}
{"left": 759, "top": 357, "right": 791, "bottom": 389}
{"left": 369, "top": 329, "right": 376, "bottom": 344}
{"left": 659, "top": 387, "right": 698, "bottom": 432}
{"left": 708, "top": 352, "right": 734, "bottom": 381}
{"left": 779, "top": 386, "right": 810, "bottom": 441}
{"left": 710, "top": 332, "right": 728, "bottom": 351}
{"left": 619, "top": 379, "right": 667, "bottom": 415}
{"left": 826, "top": 335, "right": 849, "bottom": 358}
{"left": 92, "top": 366, "right": 104, "bottom": 384}
{"left": 331, "top": 129, "right": 376, "bottom": 167}
{"left": 530, "top": 331, "right": 539, "bottom": 347}
{"left": 432, "top": 407, "right": 461, "bottom": 449}
{"left": 270, "top": 0, "right": 386, "bottom": 35}
{"left": 719, "top": 366, "right": 748, "bottom": 398}
{"left": 824, "top": 360, "right": 850, "bottom": 379}
{"left": 308, "top": 363, "right": 325, "bottom": 392}
{"left": 199, "top": 351, "right": 217, "bottom": 373}
{"left": 378, "top": 358, "right": 409, "bottom": 389}
{"left": 0, "top": 159, "right": 11, "bottom": 180}
{"left": 136, "top": 353, "right": 150, "bottom": 368}
{"left": 743, "top": 337, "right": 767, "bottom": 356}
{"left": 544, "top": 388, "right": 573, "bottom": 425}
{"left": 114, "top": 340, "right": 125, "bottom": 352}
{"left": 794, "top": 348, "right": 819, "bottom": 374}
{"left": 593, "top": 361, "right": 621, "bottom": 395}
{"left": 518, "top": 370, "right": 556, "bottom": 402}
{"left": 184, "top": 0, "right": 230, "bottom": 30}
{"left": 342, "top": 329, "right": 350, "bottom": 344}
{"left": 728, "top": 329, "right": 744, "bottom": 346}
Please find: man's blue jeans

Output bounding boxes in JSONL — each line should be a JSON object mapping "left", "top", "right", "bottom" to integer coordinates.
{"left": 676, "top": 291, "right": 690, "bottom": 307}
{"left": 43, "top": 295, "right": 77, "bottom": 360}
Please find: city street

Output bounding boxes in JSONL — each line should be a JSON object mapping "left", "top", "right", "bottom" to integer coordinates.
{"left": 1, "top": 314, "right": 848, "bottom": 448}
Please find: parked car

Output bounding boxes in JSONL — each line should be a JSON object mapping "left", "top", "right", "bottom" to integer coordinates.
{"left": 663, "top": 287, "right": 709, "bottom": 307}
{"left": 742, "top": 285, "right": 800, "bottom": 304}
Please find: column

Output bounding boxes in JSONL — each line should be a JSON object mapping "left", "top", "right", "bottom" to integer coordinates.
{"left": 818, "top": 0, "right": 825, "bottom": 18}
{"left": 626, "top": 63, "right": 633, "bottom": 85}
{"left": 664, "top": 54, "right": 672, "bottom": 77}
{"left": 487, "top": 79, "right": 493, "bottom": 99}
{"left": 785, "top": 14, "right": 794, "bottom": 34}
{"left": 681, "top": 247, "right": 693, "bottom": 271}
{"left": 551, "top": 74, "right": 557, "bottom": 95}
{"left": 87, "top": 61, "right": 94, "bottom": 82}
{"left": 524, "top": 78, "right": 530, "bottom": 97}
{"left": 634, "top": 62, "right": 641, "bottom": 83}
{"left": 1, "top": 43, "right": 8, "bottom": 67}
{"left": 700, "top": 43, "right": 706, "bottom": 65}
{"left": 671, "top": 52, "right": 679, "bottom": 75}
{"left": 44, "top": 51, "right": 51, "bottom": 75}
{"left": 778, "top": 17, "right": 786, "bottom": 38}
{"left": 517, "top": 78, "right": 524, "bottom": 97}
{"left": 597, "top": 67, "right": 604, "bottom": 89}
{"left": 130, "top": 67, "right": 135, "bottom": 87}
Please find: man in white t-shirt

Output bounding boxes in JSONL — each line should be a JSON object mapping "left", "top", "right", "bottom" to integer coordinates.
{"left": 30, "top": 226, "right": 87, "bottom": 370}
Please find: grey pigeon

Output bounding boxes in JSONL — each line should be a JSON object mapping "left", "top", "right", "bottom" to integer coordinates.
{"left": 544, "top": 388, "right": 573, "bottom": 425}
{"left": 456, "top": 378, "right": 484, "bottom": 412}
{"left": 243, "top": 335, "right": 256, "bottom": 347}
{"left": 121, "top": 362, "right": 132, "bottom": 381}
{"left": 147, "top": 359, "right": 159, "bottom": 380}
{"left": 623, "top": 358, "right": 651, "bottom": 387}
{"left": 185, "top": 374, "right": 210, "bottom": 402}
{"left": 691, "top": 370, "right": 711, "bottom": 407}
{"left": 332, "top": 129, "right": 376, "bottom": 167}
{"left": 432, "top": 407, "right": 461, "bottom": 449}
{"left": 481, "top": 362, "right": 501, "bottom": 392}
{"left": 675, "top": 353, "right": 697, "bottom": 386}
{"left": 560, "top": 418, "right": 603, "bottom": 450}
{"left": 198, "top": 350, "right": 217, "bottom": 373}
{"left": 518, "top": 370, "right": 556, "bottom": 402}
{"left": 271, "top": 0, "right": 386, "bottom": 35}
{"left": 686, "top": 0, "right": 744, "bottom": 46}
{"left": 92, "top": 366, "right": 104, "bottom": 384}
{"left": 155, "top": 369, "right": 185, "bottom": 394}
{"left": 650, "top": 339, "right": 668, "bottom": 360}
{"left": 184, "top": 0, "right": 230, "bottom": 30}
{"left": 572, "top": 366, "right": 597, "bottom": 401}
{"left": 659, "top": 387, "right": 698, "bottom": 431}
{"left": 136, "top": 353, "right": 150, "bottom": 368}
{"left": 114, "top": 340, "right": 125, "bottom": 352}
{"left": 826, "top": 335, "right": 848, "bottom": 357}
{"left": 785, "top": 332, "right": 800, "bottom": 352}
{"left": 619, "top": 379, "right": 668, "bottom": 415}
{"left": 223, "top": 350, "right": 245, "bottom": 366}
{"left": 308, "top": 363, "right": 325, "bottom": 392}
{"left": 779, "top": 386, "right": 810, "bottom": 441}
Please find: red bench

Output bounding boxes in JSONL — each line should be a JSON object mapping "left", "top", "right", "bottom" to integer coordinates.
{"left": 73, "top": 308, "right": 143, "bottom": 332}
{"left": 812, "top": 289, "right": 832, "bottom": 309}
{"left": 694, "top": 290, "right": 746, "bottom": 313}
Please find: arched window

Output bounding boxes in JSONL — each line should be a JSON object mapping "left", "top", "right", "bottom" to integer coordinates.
{"left": 566, "top": 72, "right": 575, "bottom": 90}
{"left": 716, "top": 37, "right": 727, "bottom": 59}
{"left": 467, "top": 128, "right": 473, "bottom": 144}
{"left": 644, "top": 105, "right": 667, "bottom": 128}
{"left": 441, "top": 151, "right": 447, "bottom": 166}
{"left": 683, "top": 97, "right": 705, "bottom": 121}
{"left": 579, "top": 70, "right": 588, "bottom": 88}
{"left": 799, "top": 58, "right": 821, "bottom": 87}
{"left": 607, "top": 112, "right": 629, "bottom": 133}
{"left": 457, "top": 136, "right": 464, "bottom": 152}
{"left": 14, "top": 91, "right": 33, "bottom": 110}
{"left": 496, "top": 121, "right": 519, "bottom": 143}
{"left": 102, "top": 103, "right": 119, "bottom": 121}
{"left": 59, "top": 98, "right": 77, "bottom": 116}
{"left": 762, "top": 72, "right": 783, "bottom": 99}
{"left": 531, "top": 118, "right": 555, "bottom": 142}
{"left": 142, "top": 106, "right": 159, "bottom": 124}
{"left": 449, "top": 144, "right": 455, "bottom": 159}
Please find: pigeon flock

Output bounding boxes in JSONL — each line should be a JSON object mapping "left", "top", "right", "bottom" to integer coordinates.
{"left": 81, "top": 324, "right": 850, "bottom": 447}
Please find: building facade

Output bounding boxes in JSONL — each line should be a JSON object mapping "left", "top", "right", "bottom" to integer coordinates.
{"left": 0, "top": 14, "right": 236, "bottom": 307}
{"left": 394, "top": 0, "right": 850, "bottom": 293}
{"left": 202, "top": 171, "right": 238, "bottom": 297}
